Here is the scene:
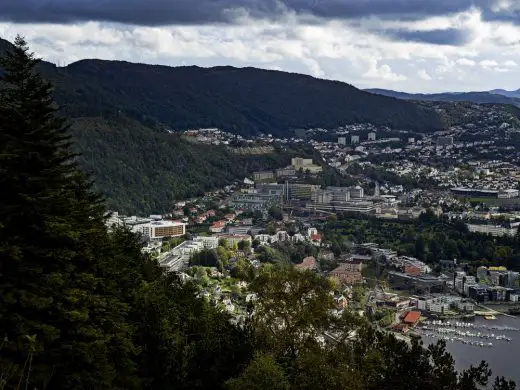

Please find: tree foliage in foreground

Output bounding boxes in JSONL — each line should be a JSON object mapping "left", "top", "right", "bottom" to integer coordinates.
{"left": 0, "top": 37, "right": 515, "bottom": 390}
{"left": 237, "top": 265, "right": 514, "bottom": 390}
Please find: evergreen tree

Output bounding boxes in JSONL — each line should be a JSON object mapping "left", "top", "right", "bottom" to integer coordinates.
{"left": 0, "top": 36, "right": 137, "bottom": 389}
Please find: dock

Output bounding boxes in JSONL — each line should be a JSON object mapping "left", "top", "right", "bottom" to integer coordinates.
{"left": 475, "top": 305, "right": 516, "bottom": 319}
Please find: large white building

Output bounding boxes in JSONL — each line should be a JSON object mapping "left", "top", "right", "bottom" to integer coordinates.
{"left": 194, "top": 236, "right": 219, "bottom": 249}
{"left": 415, "top": 295, "right": 470, "bottom": 314}
{"left": 466, "top": 224, "right": 517, "bottom": 237}
{"left": 133, "top": 220, "right": 186, "bottom": 240}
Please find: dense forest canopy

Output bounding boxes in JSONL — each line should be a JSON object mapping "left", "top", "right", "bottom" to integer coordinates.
{"left": 69, "top": 115, "right": 320, "bottom": 214}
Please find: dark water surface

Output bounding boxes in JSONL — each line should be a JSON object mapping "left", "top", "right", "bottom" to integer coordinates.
{"left": 424, "top": 316, "right": 520, "bottom": 384}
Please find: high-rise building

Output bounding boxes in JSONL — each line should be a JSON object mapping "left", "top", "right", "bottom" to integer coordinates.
{"left": 374, "top": 182, "right": 380, "bottom": 197}
{"left": 368, "top": 132, "right": 376, "bottom": 141}
{"left": 351, "top": 135, "right": 360, "bottom": 145}
{"left": 338, "top": 136, "right": 347, "bottom": 146}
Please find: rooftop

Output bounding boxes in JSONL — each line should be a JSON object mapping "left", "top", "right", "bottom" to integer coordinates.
{"left": 403, "top": 311, "right": 421, "bottom": 324}
{"left": 148, "top": 220, "right": 185, "bottom": 227}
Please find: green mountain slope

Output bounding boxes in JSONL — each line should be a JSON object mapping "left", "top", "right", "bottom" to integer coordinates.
{"left": 70, "top": 116, "right": 314, "bottom": 214}
{"left": 70, "top": 117, "right": 241, "bottom": 213}
{"left": 44, "top": 60, "right": 443, "bottom": 136}
{"left": 0, "top": 31, "right": 443, "bottom": 137}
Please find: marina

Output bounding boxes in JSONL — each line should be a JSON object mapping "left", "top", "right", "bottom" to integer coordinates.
{"left": 415, "top": 320, "right": 517, "bottom": 348}
{"left": 422, "top": 316, "right": 520, "bottom": 383}
{"left": 421, "top": 319, "right": 520, "bottom": 332}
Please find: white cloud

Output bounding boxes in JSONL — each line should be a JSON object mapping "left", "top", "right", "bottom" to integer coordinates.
{"left": 491, "top": 0, "right": 520, "bottom": 12}
{"left": 363, "top": 58, "right": 407, "bottom": 81}
{"left": 435, "top": 58, "right": 456, "bottom": 74}
{"left": 3, "top": 7, "right": 520, "bottom": 93}
{"left": 418, "top": 69, "right": 432, "bottom": 80}
{"left": 301, "top": 57, "right": 324, "bottom": 77}
{"left": 479, "top": 59, "right": 499, "bottom": 68}
{"left": 456, "top": 58, "right": 476, "bottom": 66}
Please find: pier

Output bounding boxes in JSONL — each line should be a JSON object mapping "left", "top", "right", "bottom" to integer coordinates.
{"left": 475, "top": 304, "right": 516, "bottom": 319}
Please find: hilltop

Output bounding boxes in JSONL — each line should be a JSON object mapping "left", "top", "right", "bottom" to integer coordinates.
{"left": 0, "top": 38, "right": 442, "bottom": 136}
{"left": 53, "top": 60, "right": 443, "bottom": 136}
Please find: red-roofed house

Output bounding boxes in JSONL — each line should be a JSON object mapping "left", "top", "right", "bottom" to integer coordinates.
{"left": 310, "top": 234, "right": 322, "bottom": 245}
{"left": 404, "top": 264, "right": 421, "bottom": 276}
{"left": 210, "top": 220, "right": 226, "bottom": 233}
{"left": 402, "top": 311, "right": 421, "bottom": 326}
{"left": 295, "top": 256, "right": 317, "bottom": 271}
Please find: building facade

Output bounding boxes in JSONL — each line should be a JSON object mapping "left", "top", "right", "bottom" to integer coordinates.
{"left": 134, "top": 221, "right": 186, "bottom": 240}
{"left": 253, "top": 171, "right": 275, "bottom": 181}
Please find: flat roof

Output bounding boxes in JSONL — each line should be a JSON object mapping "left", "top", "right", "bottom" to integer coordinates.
{"left": 149, "top": 220, "right": 185, "bottom": 226}
{"left": 403, "top": 311, "right": 421, "bottom": 324}
{"left": 451, "top": 187, "right": 499, "bottom": 193}
{"left": 216, "top": 234, "right": 251, "bottom": 239}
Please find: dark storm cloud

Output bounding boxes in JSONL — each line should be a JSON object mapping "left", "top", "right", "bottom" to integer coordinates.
{"left": 384, "top": 28, "right": 473, "bottom": 46}
{"left": 0, "top": 0, "right": 508, "bottom": 25}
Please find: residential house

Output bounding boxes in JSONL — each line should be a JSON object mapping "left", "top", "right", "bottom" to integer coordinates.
{"left": 295, "top": 256, "right": 318, "bottom": 271}
{"left": 210, "top": 220, "right": 226, "bottom": 233}
{"left": 310, "top": 233, "right": 322, "bottom": 245}
{"left": 333, "top": 294, "right": 348, "bottom": 309}
{"left": 319, "top": 251, "right": 335, "bottom": 261}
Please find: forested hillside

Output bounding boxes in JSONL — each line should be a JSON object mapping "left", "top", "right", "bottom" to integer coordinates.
{"left": 70, "top": 116, "right": 243, "bottom": 213}
{"left": 69, "top": 116, "right": 312, "bottom": 214}
{"left": 0, "top": 38, "right": 443, "bottom": 137}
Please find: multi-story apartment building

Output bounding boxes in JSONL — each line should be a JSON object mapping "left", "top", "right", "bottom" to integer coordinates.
{"left": 133, "top": 220, "right": 186, "bottom": 240}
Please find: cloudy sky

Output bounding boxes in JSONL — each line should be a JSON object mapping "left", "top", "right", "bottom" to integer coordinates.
{"left": 1, "top": 0, "right": 520, "bottom": 93}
